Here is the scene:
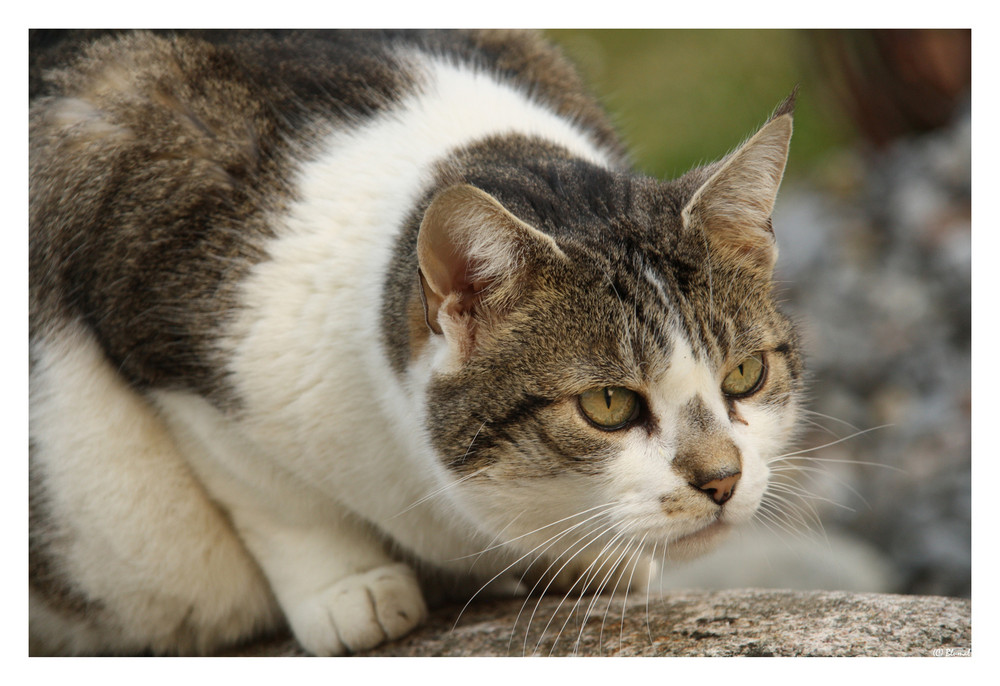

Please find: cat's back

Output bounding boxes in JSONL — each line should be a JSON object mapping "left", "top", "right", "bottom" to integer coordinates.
{"left": 30, "top": 30, "right": 620, "bottom": 127}
{"left": 29, "top": 30, "right": 623, "bottom": 400}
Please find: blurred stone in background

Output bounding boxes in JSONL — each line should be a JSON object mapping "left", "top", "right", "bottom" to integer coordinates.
{"left": 779, "top": 29, "right": 970, "bottom": 598}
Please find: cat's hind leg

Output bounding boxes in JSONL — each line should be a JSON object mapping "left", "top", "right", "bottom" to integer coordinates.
{"left": 151, "top": 385, "right": 431, "bottom": 655}
{"left": 29, "top": 323, "right": 282, "bottom": 655}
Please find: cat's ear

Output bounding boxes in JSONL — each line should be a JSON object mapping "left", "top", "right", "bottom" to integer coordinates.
{"left": 417, "top": 184, "right": 564, "bottom": 355}
{"left": 681, "top": 92, "right": 795, "bottom": 274}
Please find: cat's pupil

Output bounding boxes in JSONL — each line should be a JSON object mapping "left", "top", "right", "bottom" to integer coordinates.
{"left": 604, "top": 388, "right": 613, "bottom": 408}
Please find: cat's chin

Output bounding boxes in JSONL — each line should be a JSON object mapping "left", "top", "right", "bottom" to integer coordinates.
{"left": 664, "top": 520, "right": 733, "bottom": 560}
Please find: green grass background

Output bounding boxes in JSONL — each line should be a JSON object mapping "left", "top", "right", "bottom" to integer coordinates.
{"left": 546, "top": 30, "right": 857, "bottom": 181}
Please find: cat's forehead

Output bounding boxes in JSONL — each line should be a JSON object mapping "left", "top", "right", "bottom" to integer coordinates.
{"left": 505, "top": 239, "right": 780, "bottom": 396}
{"left": 646, "top": 333, "right": 722, "bottom": 407}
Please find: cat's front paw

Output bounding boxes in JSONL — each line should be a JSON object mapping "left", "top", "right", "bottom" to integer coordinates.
{"left": 287, "top": 563, "right": 428, "bottom": 656}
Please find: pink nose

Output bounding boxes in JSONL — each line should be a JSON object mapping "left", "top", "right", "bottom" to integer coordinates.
{"left": 694, "top": 472, "right": 741, "bottom": 505}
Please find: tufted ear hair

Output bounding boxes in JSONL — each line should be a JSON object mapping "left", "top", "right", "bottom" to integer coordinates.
{"left": 681, "top": 91, "right": 795, "bottom": 274}
{"left": 417, "top": 184, "right": 565, "bottom": 360}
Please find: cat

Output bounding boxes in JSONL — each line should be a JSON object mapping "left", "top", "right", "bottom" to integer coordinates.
{"left": 29, "top": 29, "right": 803, "bottom": 656}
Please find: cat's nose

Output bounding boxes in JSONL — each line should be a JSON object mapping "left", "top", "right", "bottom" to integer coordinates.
{"left": 693, "top": 471, "right": 741, "bottom": 505}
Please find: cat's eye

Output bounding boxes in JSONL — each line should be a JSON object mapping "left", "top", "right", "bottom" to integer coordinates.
{"left": 721, "top": 354, "right": 766, "bottom": 397}
{"left": 578, "top": 387, "right": 640, "bottom": 431}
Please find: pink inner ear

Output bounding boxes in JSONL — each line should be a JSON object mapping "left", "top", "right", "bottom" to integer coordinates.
{"left": 416, "top": 183, "right": 564, "bottom": 343}
{"left": 416, "top": 187, "right": 495, "bottom": 337}
{"left": 416, "top": 233, "right": 491, "bottom": 358}
{"left": 420, "top": 233, "right": 483, "bottom": 321}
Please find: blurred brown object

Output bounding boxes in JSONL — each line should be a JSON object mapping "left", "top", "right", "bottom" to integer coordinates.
{"left": 806, "top": 29, "right": 970, "bottom": 146}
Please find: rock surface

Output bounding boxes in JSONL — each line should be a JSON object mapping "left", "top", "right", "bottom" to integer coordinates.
{"left": 225, "top": 589, "right": 970, "bottom": 657}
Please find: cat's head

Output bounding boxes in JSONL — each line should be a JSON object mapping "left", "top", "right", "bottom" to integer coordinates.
{"left": 414, "top": 98, "right": 802, "bottom": 575}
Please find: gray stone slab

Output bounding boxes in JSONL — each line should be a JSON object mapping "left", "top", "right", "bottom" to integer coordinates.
{"left": 224, "top": 589, "right": 970, "bottom": 657}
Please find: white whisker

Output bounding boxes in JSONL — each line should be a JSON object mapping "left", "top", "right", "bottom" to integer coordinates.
{"left": 769, "top": 424, "right": 893, "bottom": 462}
{"left": 516, "top": 520, "right": 620, "bottom": 655}
{"left": 800, "top": 408, "right": 863, "bottom": 433}
{"left": 770, "top": 463, "right": 873, "bottom": 510}
{"left": 540, "top": 528, "right": 630, "bottom": 656}
{"left": 391, "top": 466, "right": 489, "bottom": 518}
{"left": 767, "top": 478, "right": 856, "bottom": 514}
{"left": 644, "top": 540, "right": 657, "bottom": 647}
{"left": 452, "top": 504, "right": 616, "bottom": 633}
{"left": 449, "top": 501, "right": 617, "bottom": 561}
{"left": 507, "top": 517, "right": 617, "bottom": 654}
{"left": 577, "top": 535, "right": 636, "bottom": 655}
{"left": 618, "top": 533, "right": 649, "bottom": 651}
{"left": 761, "top": 490, "right": 826, "bottom": 538}
{"left": 470, "top": 511, "right": 526, "bottom": 572}
{"left": 774, "top": 454, "right": 905, "bottom": 474}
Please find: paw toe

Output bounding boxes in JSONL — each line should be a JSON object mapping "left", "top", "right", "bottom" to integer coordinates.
{"left": 368, "top": 564, "right": 427, "bottom": 639}
{"left": 287, "top": 563, "right": 427, "bottom": 655}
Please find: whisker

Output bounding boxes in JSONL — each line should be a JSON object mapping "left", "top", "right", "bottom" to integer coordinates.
{"left": 592, "top": 538, "right": 636, "bottom": 654}
{"left": 644, "top": 540, "right": 657, "bottom": 647}
{"left": 761, "top": 490, "right": 826, "bottom": 540}
{"left": 769, "top": 424, "right": 893, "bottom": 462}
{"left": 535, "top": 531, "right": 626, "bottom": 655}
{"left": 581, "top": 536, "right": 647, "bottom": 656}
{"left": 517, "top": 521, "right": 621, "bottom": 655}
{"left": 449, "top": 501, "right": 617, "bottom": 561}
{"left": 765, "top": 495, "right": 831, "bottom": 545}
{"left": 470, "top": 511, "right": 526, "bottom": 573}
{"left": 460, "top": 420, "right": 488, "bottom": 465}
{"left": 558, "top": 531, "right": 635, "bottom": 656}
{"left": 798, "top": 416, "right": 844, "bottom": 439}
{"left": 755, "top": 495, "right": 835, "bottom": 557}
{"left": 618, "top": 533, "right": 649, "bottom": 652}
{"left": 452, "top": 504, "right": 616, "bottom": 633}
{"left": 508, "top": 518, "right": 618, "bottom": 654}
{"left": 754, "top": 499, "right": 814, "bottom": 543}
{"left": 800, "top": 408, "right": 863, "bottom": 433}
{"left": 770, "top": 463, "right": 873, "bottom": 510}
{"left": 773, "top": 454, "right": 905, "bottom": 474}
{"left": 541, "top": 528, "right": 631, "bottom": 656}
{"left": 767, "top": 478, "right": 856, "bottom": 514}
{"left": 391, "top": 467, "right": 489, "bottom": 518}
{"left": 578, "top": 535, "right": 636, "bottom": 655}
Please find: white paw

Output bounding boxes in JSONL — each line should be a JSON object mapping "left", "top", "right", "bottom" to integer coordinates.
{"left": 287, "top": 563, "right": 428, "bottom": 656}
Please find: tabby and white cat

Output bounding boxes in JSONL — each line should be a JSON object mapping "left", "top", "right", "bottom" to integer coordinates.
{"left": 29, "top": 30, "right": 803, "bottom": 655}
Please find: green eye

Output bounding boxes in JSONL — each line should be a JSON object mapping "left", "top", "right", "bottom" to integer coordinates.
{"left": 578, "top": 387, "right": 640, "bottom": 430}
{"left": 721, "top": 355, "right": 766, "bottom": 397}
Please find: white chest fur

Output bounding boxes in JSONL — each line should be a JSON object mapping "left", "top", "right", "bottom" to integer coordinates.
{"left": 155, "top": 57, "right": 616, "bottom": 571}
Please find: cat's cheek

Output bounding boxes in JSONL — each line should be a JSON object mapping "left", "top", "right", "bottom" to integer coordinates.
{"left": 725, "top": 405, "right": 794, "bottom": 515}
{"left": 720, "top": 466, "right": 769, "bottom": 524}
{"left": 742, "top": 399, "right": 802, "bottom": 459}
